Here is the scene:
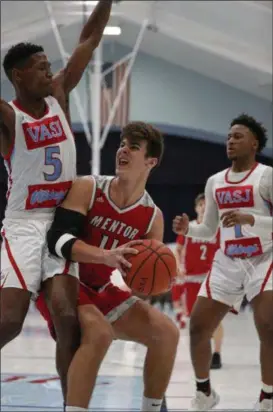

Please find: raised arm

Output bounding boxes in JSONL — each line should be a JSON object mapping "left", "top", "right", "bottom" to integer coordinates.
{"left": 54, "top": 0, "right": 113, "bottom": 96}
{"left": 0, "top": 99, "right": 15, "bottom": 157}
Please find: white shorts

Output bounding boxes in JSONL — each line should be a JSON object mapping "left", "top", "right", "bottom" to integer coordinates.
{"left": 0, "top": 218, "right": 78, "bottom": 295}
{"left": 199, "top": 249, "right": 272, "bottom": 309}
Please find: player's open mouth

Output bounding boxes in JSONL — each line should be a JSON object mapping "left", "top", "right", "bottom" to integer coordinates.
{"left": 118, "top": 158, "right": 129, "bottom": 166}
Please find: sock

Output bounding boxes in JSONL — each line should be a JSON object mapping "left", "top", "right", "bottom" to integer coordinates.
{"left": 66, "top": 407, "right": 88, "bottom": 411}
{"left": 260, "top": 383, "right": 273, "bottom": 401}
{"left": 196, "top": 377, "right": 211, "bottom": 396}
{"left": 142, "top": 396, "right": 163, "bottom": 411}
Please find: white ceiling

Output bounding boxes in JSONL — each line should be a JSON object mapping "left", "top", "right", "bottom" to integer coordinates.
{"left": 1, "top": 1, "right": 272, "bottom": 101}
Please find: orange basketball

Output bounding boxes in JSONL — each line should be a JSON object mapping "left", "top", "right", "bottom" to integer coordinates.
{"left": 124, "top": 239, "right": 177, "bottom": 296}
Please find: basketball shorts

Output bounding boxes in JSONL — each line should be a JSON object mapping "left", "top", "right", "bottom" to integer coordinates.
{"left": 199, "top": 248, "right": 273, "bottom": 309}
{"left": 0, "top": 218, "right": 78, "bottom": 295}
{"left": 36, "top": 282, "right": 139, "bottom": 340}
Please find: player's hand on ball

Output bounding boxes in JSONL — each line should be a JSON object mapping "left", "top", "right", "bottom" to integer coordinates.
{"left": 103, "top": 240, "right": 142, "bottom": 277}
{"left": 172, "top": 214, "right": 189, "bottom": 235}
{"left": 221, "top": 210, "right": 254, "bottom": 227}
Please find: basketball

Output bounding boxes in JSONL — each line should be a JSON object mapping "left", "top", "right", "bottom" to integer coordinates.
{"left": 124, "top": 239, "right": 177, "bottom": 296}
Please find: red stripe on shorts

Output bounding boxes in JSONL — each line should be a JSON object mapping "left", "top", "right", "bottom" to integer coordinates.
{"left": 205, "top": 268, "right": 212, "bottom": 299}
{"left": 260, "top": 261, "right": 273, "bottom": 293}
{"left": 3, "top": 233, "right": 27, "bottom": 289}
{"left": 62, "top": 260, "right": 71, "bottom": 275}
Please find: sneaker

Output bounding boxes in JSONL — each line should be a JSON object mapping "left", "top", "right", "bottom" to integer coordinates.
{"left": 190, "top": 389, "right": 220, "bottom": 411}
{"left": 258, "top": 398, "right": 273, "bottom": 411}
{"left": 210, "top": 352, "right": 222, "bottom": 369}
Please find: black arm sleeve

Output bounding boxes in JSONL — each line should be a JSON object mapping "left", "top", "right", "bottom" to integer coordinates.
{"left": 47, "top": 207, "right": 86, "bottom": 259}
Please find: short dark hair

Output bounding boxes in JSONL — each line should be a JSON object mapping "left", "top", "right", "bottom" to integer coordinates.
{"left": 195, "top": 193, "right": 205, "bottom": 206}
{"left": 3, "top": 42, "right": 44, "bottom": 81}
{"left": 230, "top": 113, "right": 268, "bottom": 152}
{"left": 121, "top": 121, "right": 164, "bottom": 166}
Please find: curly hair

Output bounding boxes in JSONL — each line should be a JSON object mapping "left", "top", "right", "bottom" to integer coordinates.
{"left": 230, "top": 113, "right": 268, "bottom": 152}
{"left": 121, "top": 121, "right": 164, "bottom": 166}
{"left": 3, "top": 42, "right": 44, "bottom": 81}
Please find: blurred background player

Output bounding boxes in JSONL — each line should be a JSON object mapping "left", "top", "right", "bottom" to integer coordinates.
{"left": 172, "top": 241, "right": 187, "bottom": 329}
{"left": 173, "top": 114, "right": 273, "bottom": 411}
{"left": 174, "top": 193, "right": 223, "bottom": 368}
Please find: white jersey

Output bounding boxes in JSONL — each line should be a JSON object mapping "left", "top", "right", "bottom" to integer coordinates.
{"left": 3, "top": 96, "right": 76, "bottom": 219}
{"left": 187, "top": 162, "right": 272, "bottom": 259}
{"left": 213, "top": 163, "right": 272, "bottom": 257}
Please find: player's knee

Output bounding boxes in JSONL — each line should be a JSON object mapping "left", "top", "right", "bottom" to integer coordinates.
{"left": 256, "top": 313, "right": 273, "bottom": 342}
{"left": 190, "top": 314, "right": 209, "bottom": 342}
{"left": 149, "top": 315, "right": 179, "bottom": 351}
{"left": 80, "top": 309, "right": 113, "bottom": 351}
{"left": 0, "top": 317, "right": 24, "bottom": 343}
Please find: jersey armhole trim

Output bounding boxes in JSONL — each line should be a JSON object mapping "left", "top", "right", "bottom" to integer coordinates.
{"left": 88, "top": 176, "right": 97, "bottom": 210}
{"left": 145, "top": 205, "right": 158, "bottom": 236}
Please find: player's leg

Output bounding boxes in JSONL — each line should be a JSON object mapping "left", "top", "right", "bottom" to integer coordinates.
{"left": 211, "top": 323, "right": 223, "bottom": 369}
{"left": 247, "top": 255, "right": 273, "bottom": 411}
{"left": 41, "top": 245, "right": 81, "bottom": 399}
{"left": 0, "top": 223, "right": 42, "bottom": 347}
{"left": 36, "top": 285, "right": 113, "bottom": 411}
{"left": 112, "top": 296, "right": 179, "bottom": 412}
{"left": 186, "top": 280, "right": 223, "bottom": 369}
{"left": 42, "top": 273, "right": 80, "bottom": 399}
{"left": 190, "top": 250, "right": 244, "bottom": 410}
{"left": 171, "top": 283, "right": 186, "bottom": 328}
{"left": 0, "top": 288, "right": 31, "bottom": 348}
{"left": 66, "top": 303, "right": 113, "bottom": 409}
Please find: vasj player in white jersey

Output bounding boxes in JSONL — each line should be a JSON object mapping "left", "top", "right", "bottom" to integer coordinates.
{"left": 0, "top": 1, "right": 118, "bottom": 407}
{"left": 36, "top": 122, "right": 179, "bottom": 412}
{"left": 173, "top": 114, "right": 272, "bottom": 411}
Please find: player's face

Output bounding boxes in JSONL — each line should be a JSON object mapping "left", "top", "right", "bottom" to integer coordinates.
{"left": 195, "top": 199, "right": 205, "bottom": 219}
{"left": 14, "top": 53, "right": 53, "bottom": 98}
{"left": 227, "top": 125, "right": 258, "bottom": 161}
{"left": 116, "top": 138, "right": 157, "bottom": 177}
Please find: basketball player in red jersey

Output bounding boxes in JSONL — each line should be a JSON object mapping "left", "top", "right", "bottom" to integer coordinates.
{"left": 173, "top": 194, "right": 223, "bottom": 368}
{"left": 173, "top": 114, "right": 272, "bottom": 411}
{"left": 36, "top": 122, "right": 179, "bottom": 412}
{"left": 0, "top": 0, "right": 121, "bottom": 406}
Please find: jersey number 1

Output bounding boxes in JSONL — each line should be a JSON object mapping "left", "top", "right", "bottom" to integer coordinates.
{"left": 234, "top": 224, "right": 243, "bottom": 238}
{"left": 100, "top": 235, "right": 120, "bottom": 250}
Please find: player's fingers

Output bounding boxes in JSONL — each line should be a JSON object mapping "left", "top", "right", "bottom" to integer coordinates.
{"left": 117, "top": 263, "right": 127, "bottom": 278}
{"left": 121, "top": 247, "right": 139, "bottom": 256}
{"left": 119, "top": 256, "right": 132, "bottom": 269}
{"left": 125, "top": 240, "right": 142, "bottom": 247}
{"left": 220, "top": 211, "right": 233, "bottom": 220}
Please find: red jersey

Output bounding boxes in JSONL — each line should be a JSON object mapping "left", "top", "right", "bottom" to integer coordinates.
{"left": 177, "top": 220, "right": 220, "bottom": 276}
{"left": 80, "top": 176, "right": 157, "bottom": 288}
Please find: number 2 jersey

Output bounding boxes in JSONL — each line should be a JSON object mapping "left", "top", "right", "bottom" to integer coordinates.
{"left": 3, "top": 96, "right": 76, "bottom": 219}
{"left": 79, "top": 175, "right": 158, "bottom": 288}
{"left": 177, "top": 222, "right": 220, "bottom": 276}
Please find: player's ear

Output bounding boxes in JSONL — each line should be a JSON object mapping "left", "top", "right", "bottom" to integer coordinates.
{"left": 147, "top": 157, "right": 158, "bottom": 170}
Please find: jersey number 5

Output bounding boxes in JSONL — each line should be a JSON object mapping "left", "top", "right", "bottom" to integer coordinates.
{"left": 44, "top": 146, "right": 62, "bottom": 182}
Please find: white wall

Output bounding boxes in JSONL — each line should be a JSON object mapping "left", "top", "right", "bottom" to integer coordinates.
{"left": 1, "top": 41, "right": 272, "bottom": 149}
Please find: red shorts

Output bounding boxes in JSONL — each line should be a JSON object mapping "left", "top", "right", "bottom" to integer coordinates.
{"left": 185, "top": 282, "right": 202, "bottom": 315}
{"left": 171, "top": 283, "right": 185, "bottom": 302}
{"left": 36, "top": 282, "right": 138, "bottom": 340}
